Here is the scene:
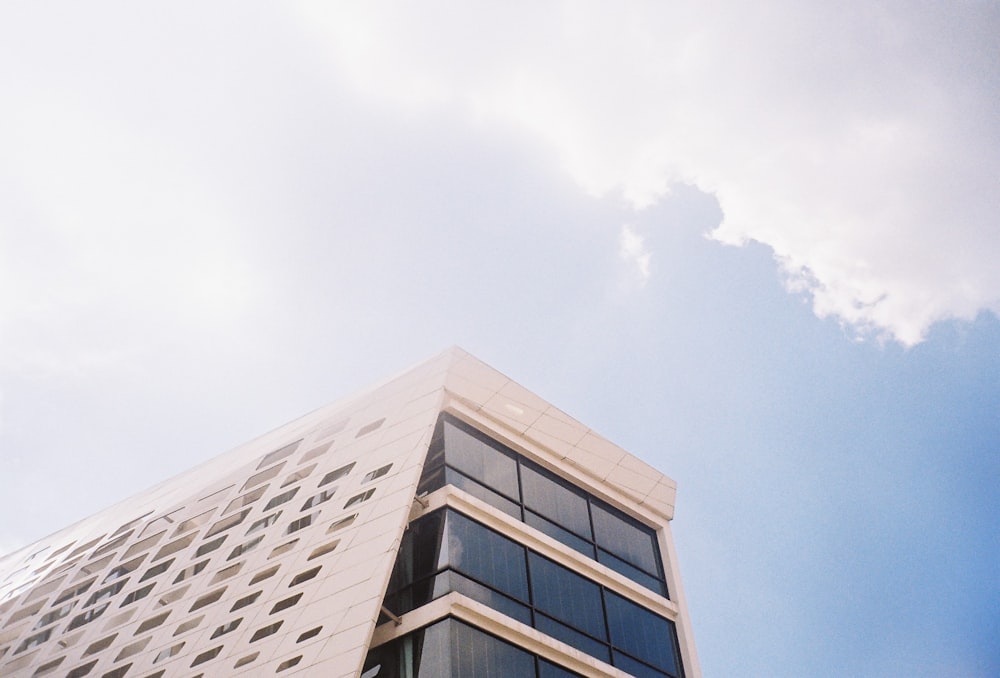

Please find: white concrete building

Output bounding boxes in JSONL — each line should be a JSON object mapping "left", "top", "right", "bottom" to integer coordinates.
{"left": 0, "top": 348, "right": 699, "bottom": 677}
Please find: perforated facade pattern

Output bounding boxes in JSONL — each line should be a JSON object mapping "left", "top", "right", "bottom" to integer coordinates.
{"left": 0, "top": 348, "right": 700, "bottom": 678}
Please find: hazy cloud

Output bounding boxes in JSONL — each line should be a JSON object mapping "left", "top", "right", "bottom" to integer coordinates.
{"left": 619, "top": 224, "right": 651, "bottom": 285}
{"left": 295, "top": 1, "right": 1000, "bottom": 344}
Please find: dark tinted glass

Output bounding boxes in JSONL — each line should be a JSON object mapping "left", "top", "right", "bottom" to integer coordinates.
{"left": 444, "top": 468, "right": 521, "bottom": 519}
{"left": 520, "top": 464, "right": 592, "bottom": 538}
{"left": 525, "top": 510, "right": 595, "bottom": 558}
{"left": 363, "top": 619, "right": 533, "bottom": 678}
{"left": 591, "top": 503, "right": 660, "bottom": 575}
{"left": 597, "top": 548, "right": 666, "bottom": 596}
{"left": 442, "top": 422, "right": 519, "bottom": 499}
{"left": 605, "top": 590, "right": 679, "bottom": 675}
{"left": 451, "top": 618, "right": 535, "bottom": 677}
{"left": 527, "top": 553, "right": 605, "bottom": 639}
{"left": 535, "top": 614, "right": 610, "bottom": 662}
{"left": 446, "top": 512, "right": 528, "bottom": 602}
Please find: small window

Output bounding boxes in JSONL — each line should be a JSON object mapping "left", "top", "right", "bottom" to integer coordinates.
{"left": 121, "top": 530, "right": 166, "bottom": 560}
{"left": 227, "top": 535, "right": 264, "bottom": 561}
{"left": 100, "top": 664, "right": 132, "bottom": 678}
{"left": 343, "top": 489, "right": 375, "bottom": 508}
{"left": 99, "top": 607, "right": 135, "bottom": 630}
{"left": 286, "top": 512, "right": 319, "bottom": 535}
{"left": 356, "top": 418, "right": 385, "bottom": 437}
{"left": 54, "top": 578, "right": 96, "bottom": 605}
{"left": 301, "top": 489, "right": 336, "bottom": 511}
{"left": 15, "top": 628, "right": 52, "bottom": 654}
{"left": 76, "top": 553, "right": 115, "bottom": 578}
{"left": 276, "top": 655, "right": 303, "bottom": 672}
{"left": 204, "top": 508, "right": 252, "bottom": 539}
{"left": 281, "top": 463, "right": 317, "bottom": 488}
{"left": 224, "top": 486, "right": 268, "bottom": 514}
{"left": 66, "top": 603, "right": 109, "bottom": 631}
{"left": 189, "top": 587, "right": 226, "bottom": 612}
{"left": 173, "top": 560, "right": 208, "bottom": 584}
{"left": 249, "top": 565, "right": 280, "bottom": 585}
{"left": 246, "top": 511, "right": 282, "bottom": 536}
{"left": 92, "top": 532, "right": 132, "bottom": 559}
{"left": 362, "top": 464, "right": 392, "bottom": 483}
{"left": 23, "top": 575, "right": 66, "bottom": 604}
{"left": 194, "top": 535, "right": 227, "bottom": 558}
{"left": 32, "top": 600, "right": 74, "bottom": 628}
{"left": 242, "top": 463, "right": 286, "bottom": 492}
{"left": 264, "top": 488, "right": 300, "bottom": 512}
{"left": 210, "top": 618, "right": 242, "bottom": 639}
{"left": 114, "top": 637, "right": 150, "bottom": 661}
{"left": 31, "top": 655, "right": 64, "bottom": 676}
{"left": 269, "top": 593, "right": 302, "bottom": 615}
{"left": 249, "top": 620, "right": 283, "bottom": 642}
{"left": 190, "top": 646, "right": 222, "bottom": 667}
{"left": 307, "top": 539, "right": 340, "bottom": 561}
{"left": 230, "top": 591, "right": 261, "bottom": 612}
{"left": 120, "top": 583, "right": 154, "bottom": 607}
{"left": 135, "top": 611, "right": 170, "bottom": 634}
{"left": 289, "top": 566, "right": 320, "bottom": 587}
{"left": 210, "top": 562, "right": 244, "bottom": 584}
{"left": 139, "top": 559, "right": 173, "bottom": 583}
{"left": 85, "top": 580, "right": 128, "bottom": 607}
{"left": 257, "top": 440, "right": 302, "bottom": 470}
{"left": 143, "top": 672, "right": 165, "bottom": 678}
{"left": 152, "top": 534, "right": 196, "bottom": 562}
{"left": 158, "top": 584, "right": 191, "bottom": 608}
{"left": 104, "top": 556, "right": 147, "bottom": 583}
{"left": 268, "top": 539, "right": 299, "bottom": 559}
{"left": 172, "top": 614, "right": 203, "bottom": 636}
{"left": 327, "top": 513, "right": 358, "bottom": 533}
{"left": 318, "top": 463, "right": 354, "bottom": 487}
{"left": 83, "top": 633, "right": 117, "bottom": 655}
{"left": 153, "top": 642, "right": 184, "bottom": 664}
{"left": 296, "top": 626, "right": 322, "bottom": 642}
{"left": 299, "top": 441, "right": 333, "bottom": 464}
{"left": 66, "top": 660, "right": 98, "bottom": 678}
{"left": 173, "top": 509, "right": 216, "bottom": 536}
{"left": 234, "top": 652, "right": 259, "bottom": 668}
{"left": 315, "top": 417, "right": 349, "bottom": 439}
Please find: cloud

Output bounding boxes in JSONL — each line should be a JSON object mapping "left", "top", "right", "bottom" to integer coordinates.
{"left": 294, "top": 1, "right": 1000, "bottom": 345}
{"left": 619, "top": 224, "right": 652, "bottom": 286}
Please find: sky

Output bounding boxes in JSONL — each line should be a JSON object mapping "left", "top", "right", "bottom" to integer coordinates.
{"left": 1, "top": 2, "right": 998, "bottom": 676}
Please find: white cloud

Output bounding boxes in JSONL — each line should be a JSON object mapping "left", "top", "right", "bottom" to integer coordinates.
{"left": 294, "top": 0, "right": 1000, "bottom": 344}
{"left": 619, "top": 224, "right": 651, "bottom": 286}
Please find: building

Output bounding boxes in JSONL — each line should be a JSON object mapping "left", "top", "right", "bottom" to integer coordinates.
{"left": 0, "top": 348, "right": 700, "bottom": 677}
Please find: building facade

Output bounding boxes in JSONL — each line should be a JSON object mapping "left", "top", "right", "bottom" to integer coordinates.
{"left": 0, "top": 349, "right": 700, "bottom": 677}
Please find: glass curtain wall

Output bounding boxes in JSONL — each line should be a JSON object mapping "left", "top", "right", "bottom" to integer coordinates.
{"left": 381, "top": 509, "right": 684, "bottom": 678}
{"left": 418, "top": 415, "right": 667, "bottom": 597}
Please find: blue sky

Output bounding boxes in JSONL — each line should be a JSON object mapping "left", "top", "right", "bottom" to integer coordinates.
{"left": 1, "top": 3, "right": 998, "bottom": 676}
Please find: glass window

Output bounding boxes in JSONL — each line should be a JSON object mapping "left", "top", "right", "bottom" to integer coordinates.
{"left": 604, "top": 590, "right": 679, "bottom": 676}
{"left": 520, "top": 464, "right": 592, "bottom": 538}
{"left": 527, "top": 553, "right": 605, "bottom": 639}
{"left": 257, "top": 440, "right": 301, "bottom": 470}
{"left": 442, "top": 421, "right": 519, "bottom": 499}
{"left": 445, "top": 512, "right": 528, "bottom": 602}
{"left": 591, "top": 503, "right": 660, "bottom": 577}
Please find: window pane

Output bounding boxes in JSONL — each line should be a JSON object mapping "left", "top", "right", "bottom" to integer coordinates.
{"left": 535, "top": 614, "right": 610, "bottom": 663}
{"left": 521, "top": 464, "right": 592, "bottom": 538}
{"left": 527, "top": 553, "right": 605, "bottom": 639}
{"left": 444, "top": 468, "right": 521, "bottom": 519}
{"left": 450, "top": 619, "right": 535, "bottom": 678}
{"left": 612, "top": 651, "right": 671, "bottom": 677}
{"left": 605, "top": 590, "right": 679, "bottom": 675}
{"left": 525, "top": 510, "right": 594, "bottom": 558}
{"left": 591, "top": 503, "right": 661, "bottom": 576}
{"left": 445, "top": 512, "right": 528, "bottom": 602}
{"left": 597, "top": 548, "right": 667, "bottom": 597}
{"left": 443, "top": 421, "right": 519, "bottom": 499}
